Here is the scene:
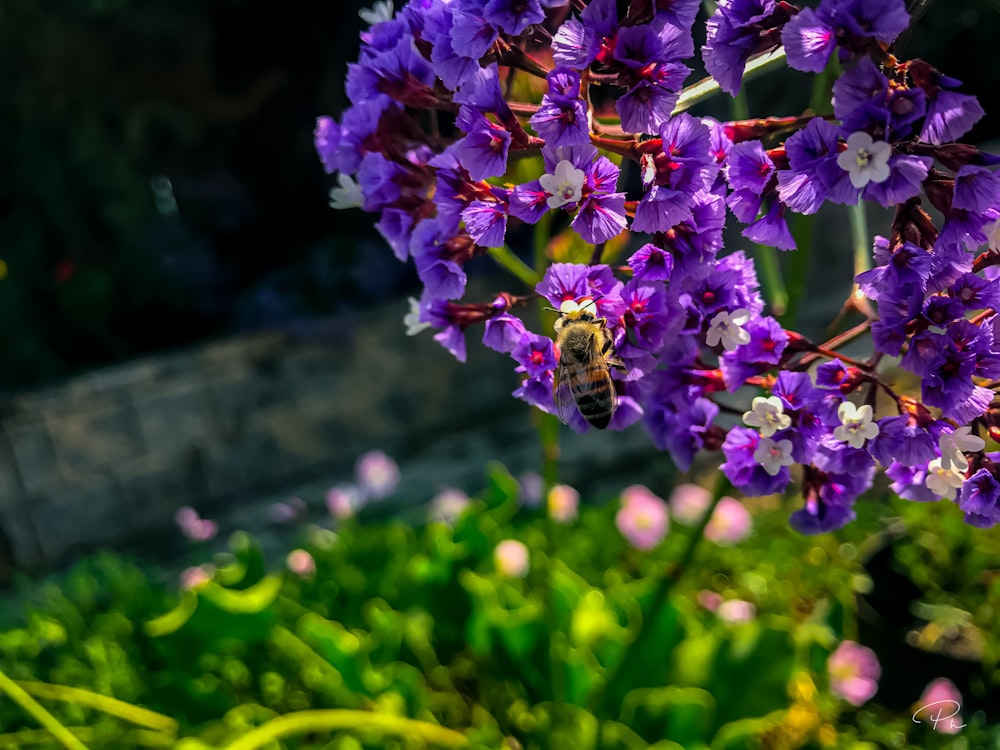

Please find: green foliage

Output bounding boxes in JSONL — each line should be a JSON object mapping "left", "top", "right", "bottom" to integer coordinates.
{"left": 0, "top": 467, "right": 998, "bottom": 749}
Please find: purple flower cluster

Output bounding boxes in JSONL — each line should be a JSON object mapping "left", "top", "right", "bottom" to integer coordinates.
{"left": 317, "top": 0, "right": 1000, "bottom": 532}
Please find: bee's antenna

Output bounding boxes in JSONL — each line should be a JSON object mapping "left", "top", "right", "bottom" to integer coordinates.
{"left": 543, "top": 306, "right": 560, "bottom": 313}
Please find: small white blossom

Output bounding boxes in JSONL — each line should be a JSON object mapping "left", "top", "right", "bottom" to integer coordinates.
{"left": 539, "top": 160, "right": 585, "bottom": 209}
{"left": 753, "top": 437, "right": 795, "bottom": 477}
{"left": 359, "top": 0, "right": 394, "bottom": 25}
{"left": 559, "top": 297, "right": 596, "bottom": 315}
{"left": 938, "top": 426, "right": 986, "bottom": 472}
{"left": 329, "top": 173, "right": 364, "bottom": 209}
{"left": 833, "top": 401, "right": 880, "bottom": 449}
{"left": 837, "top": 131, "right": 891, "bottom": 189}
{"left": 706, "top": 308, "right": 751, "bottom": 352}
{"left": 742, "top": 396, "right": 792, "bottom": 438}
{"left": 403, "top": 296, "right": 430, "bottom": 336}
{"left": 925, "top": 458, "right": 966, "bottom": 500}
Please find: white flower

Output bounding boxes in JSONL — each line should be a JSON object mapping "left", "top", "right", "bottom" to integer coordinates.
{"left": 938, "top": 426, "right": 986, "bottom": 472}
{"left": 742, "top": 396, "right": 792, "bottom": 438}
{"left": 403, "top": 296, "right": 430, "bottom": 336}
{"left": 753, "top": 437, "right": 795, "bottom": 477}
{"left": 837, "top": 131, "right": 891, "bottom": 189}
{"left": 706, "top": 308, "right": 751, "bottom": 352}
{"left": 925, "top": 458, "right": 966, "bottom": 499}
{"left": 359, "top": 0, "right": 394, "bottom": 25}
{"left": 833, "top": 401, "right": 880, "bottom": 449}
{"left": 558, "top": 297, "right": 596, "bottom": 315}
{"left": 329, "top": 173, "right": 364, "bottom": 209}
{"left": 539, "top": 160, "right": 585, "bottom": 209}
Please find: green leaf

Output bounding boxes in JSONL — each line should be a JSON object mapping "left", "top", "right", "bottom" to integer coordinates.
{"left": 619, "top": 686, "right": 715, "bottom": 746}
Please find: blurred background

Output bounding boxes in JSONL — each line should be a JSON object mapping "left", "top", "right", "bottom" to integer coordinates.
{"left": 1, "top": 0, "right": 999, "bottom": 571}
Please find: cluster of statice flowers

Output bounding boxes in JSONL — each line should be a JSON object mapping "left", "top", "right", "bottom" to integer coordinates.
{"left": 316, "top": 0, "right": 1000, "bottom": 532}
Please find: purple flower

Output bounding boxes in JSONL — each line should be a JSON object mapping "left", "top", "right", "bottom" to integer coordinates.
{"left": 450, "top": 2, "right": 500, "bottom": 58}
{"left": 644, "top": 384, "right": 720, "bottom": 471}
{"left": 721, "top": 427, "right": 792, "bottom": 497}
{"left": 483, "top": 312, "right": 527, "bottom": 353}
{"left": 356, "top": 450, "right": 401, "bottom": 499}
{"left": 886, "top": 461, "right": 940, "bottom": 502}
{"left": 725, "top": 140, "right": 775, "bottom": 223}
{"left": 781, "top": 7, "right": 835, "bottom": 73}
{"left": 411, "top": 219, "right": 469, "bottom": 300}
{"left": 462, "top": 192, "right": 510, "bottom": 248}
{"left": 484, "top": 0, "right": 544, "bottom": 36}
{"left": 628, "top": 242, "right": 674, "bottom": 282}
{"left": 957, "top": 468, "right": 1000, "bottom": 528}
{"left": 512, "top": 331, "right": 559, "bottom": 379}
{"left": 529, "top": 68, "right": 591, "bottom": 147}
{"left": 790, "top": 465, "right": 870, "bottom": 534}
{"left": 869, "top": 413, "right": 943, "bottom": 466}
{"left": 910, "top": 60, "right": 985, "bottom": 145}
{"left": 315, "top": 116, "right": 341, "bottom": 174}
{"left": 703, "top": 0, "right": 788, "bottom": 96}
{"left": 454, "top": 107, "right": 513, "bottom": 181}
{"left": 633, "top": 114, "right": 716, "bottom": 232}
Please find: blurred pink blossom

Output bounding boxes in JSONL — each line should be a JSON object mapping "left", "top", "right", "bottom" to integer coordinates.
{"left": 616, "top": 485, "right": 669, "bottom": 550}
{"left": 547, "top": 484, "right": 579, "bottom": 523}
{"left": 669, "top": 483, "right": 712, "bottom": 525}
{"left": 175, "top": 506, "right": 218, "bottom": 542}
{"left": 704, "top": 497, "right": 752, "bottom": 545}
{"left": 355, "top": 450, "right": 400, "bottom": 499}
{"left": 494, "top": 539, "right": 529, "bottom": 578}
{"left": 428, "top": 487, "right": 471, "bottom": 525}
{"left": 716, "top": 599, "right": 756, "bottom": 623}
{"left": 697, "top": 590, "right": 723, "bottom": 612}
{"left": 914, "top": 678, "right": 965, "bottom": 734}
{"left": 828, "top": 640, "right": 881, "bottom": 707}
{"left": 287, "top": 549, "right": 316, "bottom": 577}
{"left": 326, "top": 484, "right": 362, "bottom": 520}
{"left": 180, "top": 565, "right": 214, "bottom": 591}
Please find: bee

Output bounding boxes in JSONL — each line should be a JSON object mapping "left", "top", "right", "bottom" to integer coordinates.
{"left": 551, "top": 297, "right": 626, "bottom": 430}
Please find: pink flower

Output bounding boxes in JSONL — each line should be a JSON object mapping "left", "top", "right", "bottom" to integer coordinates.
{"left": 697, "top": 590, "right": 723, "bottom": 612}
{"left": 326, "top": 484, "right": 361, "bottom": 520}
{"left": 616, "top": 485, "right": 669, "bottom": 550}
{"left": 716, "top": 599, "right": 756, "bottom": 623}
{"left": 547, "top": 484, "right": 579, "bottom": 523}
{"left": 180, "top": 565, "right": 214, "bottom": 591}
{"left": 704, "top": 497, "right": 752, "bottom": 545}
{"left": 175, "top": 506, "right": 218, "bottom": 542}
{"left": 428, "top": 487, "right": 471, "bottom": 524}
{"left": 669, "top": 483, "right": 712, "bottom": 525}
{"left": 494, "top": 539, "right": 529, "bottom": 578}
{"left": 914, "top": 678, "right": 965, "bottom": 734}
{"left": 287, "top": 549, "right": 316, "bottom": 577}
{"left": 828, "top": 640, "right": 881, "bottom": 707}
{"left": 355, "top": 450, "right": 400, "bottom": 499}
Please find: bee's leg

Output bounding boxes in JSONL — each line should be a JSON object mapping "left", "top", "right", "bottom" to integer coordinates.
{"left": 608, "top": 356, "right": 627, "bottom": 372}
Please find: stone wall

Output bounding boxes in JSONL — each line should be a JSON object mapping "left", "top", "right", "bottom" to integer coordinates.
{"left": 0, "top": 300, "right": 526, "bottom": 572}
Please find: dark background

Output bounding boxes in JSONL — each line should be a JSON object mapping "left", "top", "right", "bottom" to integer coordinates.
{"left": 0, "top": 0, "right": 996, "bottom": 391}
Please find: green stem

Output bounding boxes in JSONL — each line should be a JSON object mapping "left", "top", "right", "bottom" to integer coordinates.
{"left": 487, "top": 244, "right": 542, "bottom": 288}
{"left": 848, "top": 200, "right": 871, "bottom": 280}
{"left": 221, "top": 709, "right": 467, "bottom": 750}
{"left": 593, "top": 476, "right": 729, "bottom": 713}
{"left": 13, "top": 682, "right": 177, "bottom": 735}
{"left": 673, "top": 48, "right": 787, "bottom": 115}
{"left": 755, "top": 245, "right": 788, "bottom": 317}
{"left": 0, "top": 670, "right": 89, "bottom": 750}
{"left": 783, "top": 213, "right": 814, "bottom": 327}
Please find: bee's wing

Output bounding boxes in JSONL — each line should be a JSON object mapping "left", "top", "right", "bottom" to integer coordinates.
{"left": 553, "top": 363, "right": 578, "bottom": 425}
